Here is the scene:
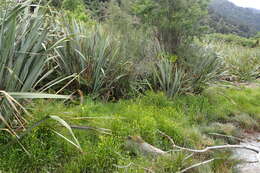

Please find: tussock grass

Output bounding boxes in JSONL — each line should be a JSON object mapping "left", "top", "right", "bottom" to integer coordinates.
{"left": 201, "top": 40, "right": 260, "bottom": 82}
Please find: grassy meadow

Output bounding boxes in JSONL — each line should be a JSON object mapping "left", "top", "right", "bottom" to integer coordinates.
{"left": 0, "top": 0, "right": 260, "bottom": 172}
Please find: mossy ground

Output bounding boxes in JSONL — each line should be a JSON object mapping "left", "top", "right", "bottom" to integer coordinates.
{"left": 0, "top": 85, "right": 259, "bottom": 173}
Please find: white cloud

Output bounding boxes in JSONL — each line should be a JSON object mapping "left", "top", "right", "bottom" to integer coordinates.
{"left": 228, "top": 0, "right": 260, "bottom": 9}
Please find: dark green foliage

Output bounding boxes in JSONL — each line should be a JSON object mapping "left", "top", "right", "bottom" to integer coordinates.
{"left": 61, "top": 0, "right": 94, "bottom": 21}
{"left": 53, "top": 19, "right": 138, "bottom": 100}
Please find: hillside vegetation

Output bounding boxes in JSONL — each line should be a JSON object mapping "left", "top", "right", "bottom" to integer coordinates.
{"left": 0, "top": 0, "right": 259, "bottom": 172}
{"left": 209, "top": 0, "right": 260, "bottom": 37}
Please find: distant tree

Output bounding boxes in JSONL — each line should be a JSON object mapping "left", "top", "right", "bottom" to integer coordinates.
{"left": 132, "top": 0, "right": 210, "bottom": 53}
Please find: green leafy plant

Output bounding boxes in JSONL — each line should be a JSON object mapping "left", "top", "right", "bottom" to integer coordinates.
{"left": 151, "top": 58, "right": 184, "bottom": 98}
{"left": 179, "top": 44, "right": 224, "bottom": 93}
{"left": 0, "top": 1, "right": 69, "bottom": 128}
{"left": 54, "top": 18, "right": 132, "bottom": 100}
{"left": 203, "top": 38, "right": 260, "bottom": 81}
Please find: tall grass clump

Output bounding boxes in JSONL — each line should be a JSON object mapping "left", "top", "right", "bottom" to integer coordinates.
{"left": 151, "top": 58, "right": 184, "bottom": 98}
{"left": 0, "top": 1, "right": 69, "bottom": 128}
{"left": 54, "top": 18, "right": 133, "bottom": 100}
{"left": 204, "top": 39, "right": 260, "bottom": 81}
{"left": 52, "top": 1, "right": 163, "bottom": 100}
{"left": 150, "top": 44, "right": 223, "bottom": 98}
{"left": 179, "top": 44, "right": 224, "bottom": 93}
{"left": 0, "top": 2, "right": 46, "bottom": 124}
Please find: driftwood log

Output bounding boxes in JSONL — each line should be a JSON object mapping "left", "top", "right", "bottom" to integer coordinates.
{"left": 125, "top": 136, "right": 167, "bottom": 157}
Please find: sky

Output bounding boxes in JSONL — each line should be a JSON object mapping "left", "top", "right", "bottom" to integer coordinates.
{"left": 228, "top": 0, "right": 260, "bottom": 9}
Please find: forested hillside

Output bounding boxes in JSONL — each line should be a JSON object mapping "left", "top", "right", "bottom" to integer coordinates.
{"left": 209, "top": 0, "right": 260, "bottom": 37}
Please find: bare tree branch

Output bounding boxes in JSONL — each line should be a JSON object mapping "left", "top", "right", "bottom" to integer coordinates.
{"left": 158, "top": 130, "right": 260, "bottom": 154}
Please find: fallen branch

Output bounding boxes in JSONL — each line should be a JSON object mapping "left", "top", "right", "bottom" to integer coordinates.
{"left": 124, "top": 131, "right": 260, "bottom": 172}
{"left": 125, "top": 136, "right": 167, "bottom": 156}
{"left": 156, "top": 130, "right": 260, "bottom": 172}
{"left": 158, "top": 130, "right": 260, "bottom": 154}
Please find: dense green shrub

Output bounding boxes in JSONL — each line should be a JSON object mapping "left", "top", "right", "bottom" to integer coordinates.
{"left": 53, "top": 18, "right": 134, "bottom": 100}
{"left": 62, "top": 0, "right": 84, "bottom": 11}
{"left": 149, "top": 44, "right": 222, "bottom": 98}
{"left": 51, "top": 2, "right": 163, "bottom": 99}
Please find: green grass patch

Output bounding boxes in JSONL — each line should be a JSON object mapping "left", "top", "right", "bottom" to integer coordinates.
{"left": 0, "top": 87, "right": 259, "bottom": 172}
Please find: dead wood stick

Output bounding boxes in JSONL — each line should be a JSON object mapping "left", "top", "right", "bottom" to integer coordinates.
{"left": 158, "top": 130, "right": 260, "bottom": 172}
{"left": 126, "top": 136, "right": 167, "bottom": 156}
{"left": 158, "top": 130, "right": 260, "bottom": 154}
